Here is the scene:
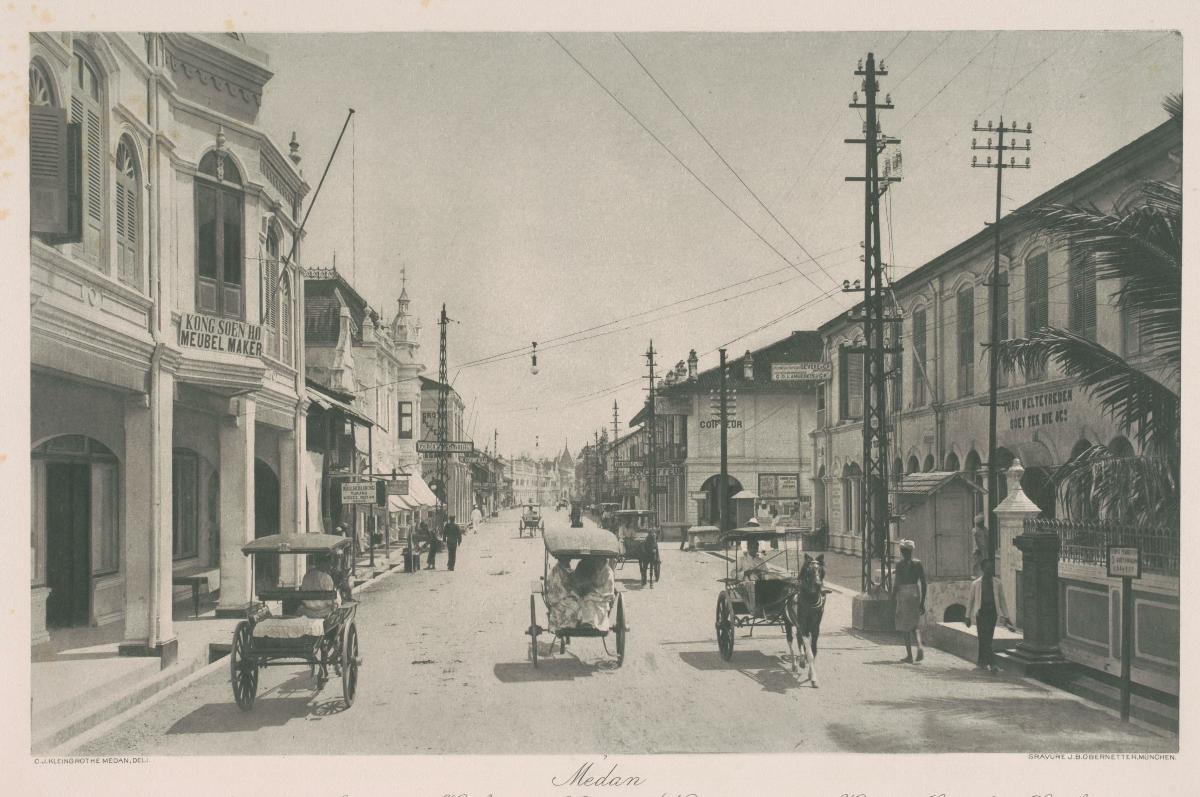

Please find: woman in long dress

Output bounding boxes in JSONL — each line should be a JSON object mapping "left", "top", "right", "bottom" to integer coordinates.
{"left": 545, "top": 555, "right": 581, "bottom": 631}
{"left": 573, "top": 556, "right": 615, "bottom": 630}
{"left": 890, "top": 539, "right": 927, "bottom": 662}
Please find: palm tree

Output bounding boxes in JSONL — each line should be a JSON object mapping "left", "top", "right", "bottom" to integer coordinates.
{"left": 995, "top": 95, "right": 1181, "bottom": 528}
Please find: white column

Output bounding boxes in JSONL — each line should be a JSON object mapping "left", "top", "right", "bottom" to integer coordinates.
{"left": 994, "top": 459, "right": 1042, "bottom": 628}
{"left": 217, "top": 397, "right": 256, "bottom": 614}
{"left": 278, "top": 427, "right": 302, "bottom": 585}
{"left": 122, "top": 393, "right": 153, "bottom": 644}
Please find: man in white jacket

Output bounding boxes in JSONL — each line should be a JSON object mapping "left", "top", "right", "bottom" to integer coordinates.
{"left": 966, "top": 558, "right": 1015, "bottom": 672}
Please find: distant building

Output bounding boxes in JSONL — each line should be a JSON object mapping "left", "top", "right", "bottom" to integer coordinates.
{"left": 418, "top": 376, "right": 472, "bottom": 523}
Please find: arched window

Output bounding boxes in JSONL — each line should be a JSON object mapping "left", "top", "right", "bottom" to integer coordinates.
{"left": 114, "top": 138, "right": 140, "bottom": 288}
{"left": 923, "top": 454, "right": 935, "bottom": 472}
{"left": 1068, "top": 247, "right": 1097, "bottom": 341}
{"left": 906, "top": 455, "right": 920, "bottom": 474}
{"left": 956, "top": 283, "right": 975, "bottom": 398}
{"left": 279, "top": 272, "right": 293, "bottom": 366}
{"left": 1024, "top": 249, "right": 1049, "bottom": 380}
{"left": 911, "top": 306, "right": 928, "bottom": 407}
{"left": 195, "top": 150, "right": 244, "bottom": 317}
{"left": 29, "top": 60, "right": 57, "bottom": 106}
{"left": 944, "top": 452, "right": 960, "bottom": 471}
{"left": 262, "top": 226, "right": 280, "bottom": 358}
{"left": 72, "top": 47, "right": 104, "bottom": 267}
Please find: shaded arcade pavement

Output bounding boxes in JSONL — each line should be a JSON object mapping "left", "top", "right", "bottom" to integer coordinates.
{"left": 71, "top": 510, "right": 1174, "bottom": 755}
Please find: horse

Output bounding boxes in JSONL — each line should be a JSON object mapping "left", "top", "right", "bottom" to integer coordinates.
{"left": 637, "top": 529, "right": 661, "bottom": 587}
{"left": 785, "top": 553, "right": 828, "bottom": 687}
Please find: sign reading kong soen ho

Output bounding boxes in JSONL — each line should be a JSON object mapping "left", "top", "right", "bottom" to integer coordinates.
{"left": 177, "top": 313, "right": 264, "bottom": 357}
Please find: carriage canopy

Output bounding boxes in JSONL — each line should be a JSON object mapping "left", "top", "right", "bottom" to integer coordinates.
{"left": 720, "top": 526, "right": 790, "bottom": 545}
{"left": 543, "top": 527, "right": 622, "bottom": 558}
{"left": 242, "top": 533, "right": 352, "bottom": 556}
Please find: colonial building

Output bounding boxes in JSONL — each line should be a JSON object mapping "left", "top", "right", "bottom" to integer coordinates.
{"left": 814, "top": 118, "right": 1181, "bottom": 552}
{"left": 30, "top": 33, "right": 308, "bottom": 655}
{"left": 630, "top": 333, "right": 825, "bottom": 537}
{"left": 303, "top": 266, "right": 431, "bottom": 543}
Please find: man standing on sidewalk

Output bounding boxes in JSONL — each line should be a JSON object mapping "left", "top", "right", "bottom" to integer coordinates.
{"left": 443, "top": 514, "right": 464, "bottom": 572}
{"left": 471, "top": 505, "right": 484, "bottom": 534}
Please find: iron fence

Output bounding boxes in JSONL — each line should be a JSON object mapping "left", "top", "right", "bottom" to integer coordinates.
{"left": 1026, "top": 517, "right": 1179, "bottom": 577}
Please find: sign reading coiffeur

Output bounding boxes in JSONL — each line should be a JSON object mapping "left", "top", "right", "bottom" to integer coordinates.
{"left": 177, "top": 313, "right": 264, "bottom": 357}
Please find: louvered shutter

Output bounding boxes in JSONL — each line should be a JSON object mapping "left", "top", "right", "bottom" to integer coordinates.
{"left": 1070, "top": 255, "right": 1097, "bottom": 340}
{"left": 29, "top": 105, "right": 69, "bottom": 234}
{"left": 847, "top": 350, "right": 864, "bottom": 419}
{"left": 911, "top": 309, "right": 926, "bottom": 406}
{"left": 1025, "top": 253, "right": 1048, "bottom": 379}
{"left": 957, "top": 287, "right": 974, "bottom": 398}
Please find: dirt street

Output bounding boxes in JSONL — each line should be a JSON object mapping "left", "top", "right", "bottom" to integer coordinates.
{"left": 71, "top": 510, "right": 1173, "bottom": 755}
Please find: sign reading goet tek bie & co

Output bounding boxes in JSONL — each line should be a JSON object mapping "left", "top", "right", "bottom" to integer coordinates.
{"left": 177, "top": 313, "right": 264, "bottom": 357}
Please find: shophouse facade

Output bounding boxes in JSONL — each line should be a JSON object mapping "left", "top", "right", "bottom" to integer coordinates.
{"left": 30, "top": 33, "right": 309, "bottom": 655}
{"left": 303, "top": 268, "right": 430, "bottom": 543}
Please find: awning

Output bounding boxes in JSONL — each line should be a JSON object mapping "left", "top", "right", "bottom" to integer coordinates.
{"left": 305, "top": 386, "right": 375, "bottom": 427}
{"left": 406, "top": 473, "right": 438, "bottom": 508}
{"left": 388, "top": 494, "right": 415, "bottom": 511}
{"left": 730, "top": 489, "right": 759, "bottom": 501}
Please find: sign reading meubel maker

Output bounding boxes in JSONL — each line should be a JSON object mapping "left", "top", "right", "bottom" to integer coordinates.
{"left": 177, "top": 313, "right": 264, "bottom": 357}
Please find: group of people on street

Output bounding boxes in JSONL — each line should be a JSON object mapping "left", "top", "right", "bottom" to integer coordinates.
{"left": 400, "top": 506, "right": 487, "bottom": 573}
{"left": 889, "top": 513, "right": 1015, "bottom": 670}
{"left": 544, "top": 555, "right": 616, "bottom": 631}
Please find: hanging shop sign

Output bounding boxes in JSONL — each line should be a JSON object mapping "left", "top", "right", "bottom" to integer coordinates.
{"left": 341, "top": 481, "right": 377, "bottom": 504}
{"left": 416, "top": 440, "right": 474, "bottom": 454}
{"left": 177, "top": 313, "right": 264, "bottom": 356}
{"left": 1107, "top": 545, "right": 1141, "bottom": 579}
{"left": 385, "top": 477, "right": 410, "bottom": 496}
{"left": 770, "top": 362, "right": 832, "bottom": 382}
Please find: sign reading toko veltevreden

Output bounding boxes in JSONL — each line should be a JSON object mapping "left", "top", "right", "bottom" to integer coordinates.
{"left": 177, "top": 313, "right": 264, "bottom": 357}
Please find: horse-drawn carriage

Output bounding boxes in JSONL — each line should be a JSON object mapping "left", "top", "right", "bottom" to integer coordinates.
{"left": 596, "top": 502, "right": 621, "bottom": 531}
{"left": 714, "top": 526, "right": 828, "bottom": 686}
{"left": 610, "top": 509, "right": 661, "bottom": 586}
{"left": 519, "top": 503, "right": 545, "bottom": 538}
{"left": 228, "top": 533, "right": 362, "bottom": 710}
{"left": 528, "top": 527, "right": 627, "bottom": 668}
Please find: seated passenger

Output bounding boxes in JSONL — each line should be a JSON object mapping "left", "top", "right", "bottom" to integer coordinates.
{"left": 573, "top": 556, "right": 616, "bottom": 630}
{"left": 297, "top": 565, "right": 340, "bottom": 619}
{"left": 544, "top": 555, "right": 582, "bottom": 631}
{"left": 738, "top": 538, "right": 788, "bottom": 580}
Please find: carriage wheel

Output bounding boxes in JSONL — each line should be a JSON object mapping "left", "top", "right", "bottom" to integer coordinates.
{"left": 653, "top": 557, "right": 662, "bottom": 583}
{"left": 341, "top": 622, "right": 360, "bottom": 708}
{"left": 614, "top": 594, "right": 627, "bottom": 667}
{"left": 529, "top": 594, "right": 540, "bottom": 668}
{"left": 230, "top": 621, "right": 258, "bottom": 711}
{"left": 716, "top": 593, "right": 735, "bottom": 661}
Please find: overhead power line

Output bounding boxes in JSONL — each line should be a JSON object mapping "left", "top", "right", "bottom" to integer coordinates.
{"left": 545, "top": 33, "right": 836, "bottom": 299}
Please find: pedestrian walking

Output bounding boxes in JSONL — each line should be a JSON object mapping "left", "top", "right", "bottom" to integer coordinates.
{"left": 471, "top": 505, "right": 484, "bottom": 533}
{"left": 890, "top": 539, "right": 927, "bottom": 663}
{"left": 966, "top": 558, "right": 1014, "bottom": 672}
{"left": 971, "top": 513, "right": 989, "bottom": 577}
{"left": 443, "top": 515, "right": 464, "bottom": 571}
{"left": 420, "top": 519, "right": 439, "bottom": 570}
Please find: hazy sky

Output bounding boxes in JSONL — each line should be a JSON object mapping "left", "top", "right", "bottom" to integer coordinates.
{"left": 254, "top": 31, "right": 1181, "bottom": 459}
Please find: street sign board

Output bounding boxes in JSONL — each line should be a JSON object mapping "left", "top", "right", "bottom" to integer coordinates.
{"left": 614, "top": 460, "right": 640, "bottom": 469}
{"left": 341, "top": 481, "right": 377, "bottom": 504}
{"left": 385, "top": 477, "right": 410, "bottom": 496}
{"left": 770, "top": 361, "right": 832, "bottom": 381}
{"left": 1107, "top": 545, "right": 1141, "bottom": 579}
{"left": 416, "top": 440, "right": 474, "bottom": 454}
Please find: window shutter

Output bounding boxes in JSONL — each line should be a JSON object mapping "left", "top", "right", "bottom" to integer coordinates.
{"left": 957, "top": 287, "right": 974, "bottom": 397}
{"left": 29, "top": 105, "right": 69, "bottom": 234}
{"left": 847, "top": 350, "right": 864, "bottom": 419}
{"left": 911, "top": 309, "right": 926, "bottom": 406}
{"left": 85, "top": 108, "right": 102, "bottom": 222}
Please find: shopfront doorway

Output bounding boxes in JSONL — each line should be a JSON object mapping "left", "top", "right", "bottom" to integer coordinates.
{"left": 699, "top": 474, "right": 742, "bottom": 528}
{"left": 45, "top": 463, "right": 90, "bottom": 628}
{"left": 254, "top": 459, "right": 280, "bottom": 587}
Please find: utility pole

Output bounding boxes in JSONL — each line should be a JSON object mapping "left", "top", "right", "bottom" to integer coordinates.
{"left": 972, "top": 118, "right": 1032, "bottom": 559}
{"left": 611, "top": 401, "right": 620, "bottom": 505}
{"left": 845, "top": 52, "right": 901, "bottom": 593}
{"left": 644, "top": 341, "right": 658, "bottom": 516}
{"left": 437, "top": 304, "right": 450, "bottom": 533}
{"left": 716, "top": 349, "right": 731, "bottom": 532}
